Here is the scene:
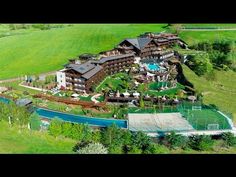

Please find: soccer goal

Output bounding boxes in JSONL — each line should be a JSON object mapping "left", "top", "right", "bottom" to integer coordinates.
{"left": 192, "top": 106, "right": 202, "bottom": 110}
{"left": 207, "top": 124, "right": 219, "bottom": 130}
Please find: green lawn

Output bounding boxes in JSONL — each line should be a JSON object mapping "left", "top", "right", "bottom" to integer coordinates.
{"left": 96, "top": 72, "right": 130, "bottom": 92}
{"left": 179, "top": 30, "right": 236, "bottom": 46}
{"left": 182, "top": 109, "right": 231, "bottom": 130}
{"left": 0, "top": 24, "right": 165, "bottom": 79}
{"left": 182, "top": 64, "right": 236, "bottom": 122}
{"left": 0, "top": 121, "right": 75, "bottom": 153}
{"left": 143, "top": 82, "right": 185, "bottom": 97}
{"left": 0, "top": 80, "right": 41, "bottom": 95}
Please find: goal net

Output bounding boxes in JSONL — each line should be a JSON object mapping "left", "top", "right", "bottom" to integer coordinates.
{"left": 192, "top": 106, "right": 202, "bottom": 110}
{"left": 207, "top": 124, "right": 219, "bottom": 130}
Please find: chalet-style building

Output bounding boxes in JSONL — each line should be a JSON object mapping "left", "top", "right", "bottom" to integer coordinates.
{"left": 57, "top": 32, "right": 186, "bottom": 93}
{"left": 139, "top": 32, "right": 188, "bottom": 49}
{"left": 91, "top": 53, "right": 135, "bottom": 75}
{"left": 57, "top": 61, "right": 105, "bottom": 93}
{"left": 57, "top": 53, "right": 135, "bottom": 92}
{"left": 116, "top": 38, "right": 160, "bottom": 58}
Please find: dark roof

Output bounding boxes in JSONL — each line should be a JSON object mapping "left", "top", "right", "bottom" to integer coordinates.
{"left": 92, "top": 53, "right": 135, "bottom": 64}
{"left": 16, "top": 98, "right": 32, "bottom": 106}
{"left": 123, "top": 38, "right": 152, "bottom": 50}
{"left": 156, "top": 39, "right": 169, "bottom": 42}
{"left": 66, "top": 61, "right": 95, "bottom": 74}
{"left": 82, "top": 65, "right": 103, "bottom": 79}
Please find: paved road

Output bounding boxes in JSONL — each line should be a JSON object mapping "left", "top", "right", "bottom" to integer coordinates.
{"left": 181, "top": 28, "right": 236, "bottom": 31}
{"left": 0, "top": 71, "right": 56, "bottom": 84}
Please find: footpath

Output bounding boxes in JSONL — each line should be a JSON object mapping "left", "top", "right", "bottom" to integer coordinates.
{"left": 0, "top": 71, "right": 56, "bottom": 84}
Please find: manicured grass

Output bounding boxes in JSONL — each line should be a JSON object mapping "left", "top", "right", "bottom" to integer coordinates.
{"left": 78, "top": 95, "right": 92, "bottom": 101}
{"left": 0, "top": 80, "right": 41, "bottom": 95}
{"left": 96, "top": 72, "right": 129, "bottom": 92}
{"left": 182, "top": 64, "right": 236, "bottom": 122}
{"left": 0, "top": 24, "right": 166, "bottom": 79}
{"left": 182, "top": 109, "right": 231, "bottom": 130}
{"left": 179, "top": 30, "right": 236, "bottom": 45}
{"left": 148, "top": 81, "right": 169, "bottom": 90}
{"left": 0, "top": 121, "right": 75, "bottom": 153}
{"left": 142, "top": 82, "right": 185, "bottom": 97}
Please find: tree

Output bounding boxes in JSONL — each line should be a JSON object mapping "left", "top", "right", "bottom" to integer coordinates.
{"left": 186, "top": 54, "right": 213, "bottom": 76}
{"left": 164, "top": 132, "right": 188, "bottom": 149}
{"left": 188, "top": 135, "right": 214, "bottom": 151}
{"left": 48, "top": 118, "right": 63, "bottom": 137}
{"left": 221, "top": 132, "right": 236, "bottom": 147}
{"left": 101, "top": 124, "right": 123, "bottom": 150}
{"left": 213, "top": 40, "right": 232, "bottom": 54}
{"left": 128, "top": 145, "right": 142, "bottom": 154}
{"left": 69, "top": 123, "right": 85, "bottom": 140}
{"left": 121, "top": 130, "right": 132, "bottom": 153}
{"left": 77, "top": 143, "right": 108, "bottom": 154}
{"left": 168, "top": 24, "right": 183, "bottom": 34}
{"left": 0, "top": 102, "right": 30, "bottom": 128}
{"left": 91, "top": 130, "right": 102, "bottom": 143}
{"left": 132, "top": 131, "right": 152, "bottom": 152}
{"left": 29, "top": 113, "right": 41, "bottom": 131}
{"left": 61, "top": 122, "right": 73, "bottom": 137}
{"left": 139, "top": 95, "right": 145, "bottom": 108}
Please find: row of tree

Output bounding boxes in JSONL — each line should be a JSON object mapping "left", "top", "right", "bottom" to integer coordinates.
{"left": 48, "top": 119, "right": 236, "bottom": 154}
{"left": 185, "top": 54, "right": 213, "bottom": 76}
{"left": 189, "top": 40, "right": 234, "bottom": 71}
{"left": 8, "top": 24, "right": 71, "bottom": 31}
{"left": 0, "top": 102, "right": 30, "bottom": 128}
{"left": 1, "top": 104, "right": 235, "bottom": 154}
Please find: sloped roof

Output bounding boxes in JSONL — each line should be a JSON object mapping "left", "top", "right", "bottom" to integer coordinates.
{"left": 92, "top": 53, "right": 135, "bottom": 64}
{"left": 16, "top": 98, "right": 32, "bottom": 106}
{"left": 66, "top": 61, "right": 95, "bottom": 74}
{"left": 82, "top": 65, "right": 103, "bottom": 79}
{"left": 124, "top": 38, "right": 152, "bottom": 50}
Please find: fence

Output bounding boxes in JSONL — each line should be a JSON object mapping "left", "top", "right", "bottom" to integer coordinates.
{"left": 177, "top": 101, "right": 232, "bottom": 131}
{"left": 33, "top": 94, "right": 106, "bottom": 108}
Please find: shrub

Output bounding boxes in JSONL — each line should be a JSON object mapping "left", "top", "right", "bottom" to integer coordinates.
{"left": 164, "top": 132, "right": 189, "bottom": 149}
{"left": 101, "top": 124, "right": 123, "bottom": 148}
{"left": 108, "top": 144, "right": 123, "bottom": 154}
{"left": 128, "top": 145, "right": 142, "bottom": 154}
{"left": 76, "top": 143, "right": 108, "bottom": 154}
{"left": 131, "top": 131, "right": 152, "bottom": 152}
{"left": 188, "top": 135, "right": 214, "bottom": 151}
{"left": 48, "top": 118, "right": 63, "bottom": 137}
{"left": 29, "top": 113, "right": 41, "bottom": 131}
{"left": 186, "top": 54, "right": 213, "bottom": 76}
{"left": 221, "top": 132, "right": 236, "bottom": 147}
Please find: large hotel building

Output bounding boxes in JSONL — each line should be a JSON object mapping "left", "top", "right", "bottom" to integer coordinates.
{"left": 57, "top": 33, "right": 186, "bottom": 93}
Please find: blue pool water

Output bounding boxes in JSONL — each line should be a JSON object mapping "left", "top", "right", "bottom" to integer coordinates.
{"left": 147, "top": 63, "right": 160, "bottom": 71}
{"left": 0, "top": 96, "right": 127, "bottom": 128}
{"left": 35, "top": 108, "right": 127, "bottom": 128}
{"left": 0, "top": 97, "right": 10, "bottom": 104}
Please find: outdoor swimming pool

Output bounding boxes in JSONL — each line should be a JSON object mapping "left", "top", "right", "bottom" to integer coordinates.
{"left": 35, "top": 108, "right": 128, "bottom": 128}
{"left": 147, "top": 63, "right": 160, "bottom": 71}
{"left": 0, "top": 96, "right": 10, "bottom": 104}
{"left": 0, "top": 96, "right": 127, "bottom": 128}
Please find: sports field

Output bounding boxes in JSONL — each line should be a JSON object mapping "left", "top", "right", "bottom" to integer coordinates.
{"left": 181, "top": 109, "right": 231, "bottom": 130}
{"left": 128, "top": 113, "right": 194, "bottom": 132}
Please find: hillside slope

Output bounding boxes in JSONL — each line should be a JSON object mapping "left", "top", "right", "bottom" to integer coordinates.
{"left": 0, "top": 24, "right": 165, "bottom": 79}
{"left": 0, "top": 121, "right": 75, "bottom": 153}
{"left": 182, "top": 64, "right": 236, "bottom": 121}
